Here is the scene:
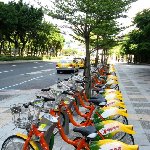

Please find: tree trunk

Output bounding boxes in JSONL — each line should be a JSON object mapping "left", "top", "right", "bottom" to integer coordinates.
{"left": 101, "top": 49, "right": 104, "bottom": 64}
{"left": 85, "top": 34, "right": 91, "bottom": 98}
{"left": 20, "top": 43, "right": 26, "bottom": 56}
{"left": 0, "top": 41, "right": 4, "bottom": 55}
{"left": 14, "top": 39, "right": 19, "bottom": 57}
{"left": 94, "top": 35, "right": 99, "bottom": 67}
{"left": 8, "top": 41, "right": 11, "bottom": 56}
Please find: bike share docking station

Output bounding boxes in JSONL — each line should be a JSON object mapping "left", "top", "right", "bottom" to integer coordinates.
{"left": 60, "top": 97, "right": 76, "bottom": 135}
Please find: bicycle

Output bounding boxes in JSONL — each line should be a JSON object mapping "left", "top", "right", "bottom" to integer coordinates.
{"left": 1, "top": 97, "right": 138, "bottom": 150}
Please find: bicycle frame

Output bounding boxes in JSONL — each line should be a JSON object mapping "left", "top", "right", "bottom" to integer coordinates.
{"left": 16, "top": 124, "right": 49, "bottom": 150}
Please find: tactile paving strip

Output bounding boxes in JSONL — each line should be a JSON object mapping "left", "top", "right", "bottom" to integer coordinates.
{"left": 127, "top": 92, "right": 141, "bottom": 95}
{"left": 130, "top": 98, "right": 148, "bottom": 102}
{"left": 125, "top": 89, "right": 140, "bottom": 92}
{"left": 132, "top": 103, "right": 150, "bottom": 107}
{"left": 135, "top": 109, "right": 150, "bottom": 114}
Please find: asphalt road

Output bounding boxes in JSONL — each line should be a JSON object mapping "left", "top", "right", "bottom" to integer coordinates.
{"left": 0, "top": 61, "right": 77, "bottom": 100}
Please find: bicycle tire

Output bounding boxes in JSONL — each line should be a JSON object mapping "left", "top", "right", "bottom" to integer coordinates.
{"left": 1, "top": 135, "right": 35, "bottom": 150}
{"left": 112, "top": 133, "right": 134, "bottom": 145}
{"left": 112, "top": 115, "right": 128, "bottom": 125}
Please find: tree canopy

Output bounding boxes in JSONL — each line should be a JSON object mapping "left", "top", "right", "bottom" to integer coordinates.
{"left": 0, "top": 0, "right": 64, "bottom": 57}
{"left": 46, "top": 0, "right": 137, "bottom": 96}
{"left": 122, "top": 8, "right": 150, "bottom": 63}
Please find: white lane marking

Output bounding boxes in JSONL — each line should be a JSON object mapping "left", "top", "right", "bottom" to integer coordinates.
{"left": 39, "top": 66, "right": 43, "bottom": 68}
{"left": 12, "top": 65, "right": 16, "bottom": 66}
{"left": 0, "top": 68, "right": 56, "bottom": 90}
{"left": 33, "top": 67, "right": 37, "bottom": 69}
{"left": 0, "top": 70, "right": 14, "bottom": 74}
{"left": 21, "top": 69, "right": 55, "bottom": 75}
{"left": 34, "top": 62, "right": 38, "bottom": 63}
{"left": 20, "top": 74, "right": 25, "bottom": 75}
{"left": 41, "top": 69, "right": 55, "bottom": 72}
{"left": 26, "top": 71, "right": 42, "bottom": 75}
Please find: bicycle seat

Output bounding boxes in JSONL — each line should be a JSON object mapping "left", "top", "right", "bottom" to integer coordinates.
{"left": 73, "top": 126, "right": 97, "bottom": 137}
{"left": 41, "top": 88, "right": 50, "bottom": 91}
{"left": 88, "top": 98, "right": 107, "bottom": 106}
{"left": 90, "top": 94, "right": 105, "bottom": 100}
{"left": 95, "top": 84, "right": 105, "bottom": 88}
{"left": 42, "top": 96, "right": 55, "bottom": 102}
{"left": 89, "top": 94, "right": 107, "bottom": 106}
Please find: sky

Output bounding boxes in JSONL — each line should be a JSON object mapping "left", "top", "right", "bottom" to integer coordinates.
{"left": 1, "top": 0, "right": 150, "bottom": 43}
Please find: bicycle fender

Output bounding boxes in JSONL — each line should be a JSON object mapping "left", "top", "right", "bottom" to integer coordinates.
{"left": 16, "top": 133, "right": 39, "bottom": 150}
{"left": 96, "top": 120, "right": 136, "bottom": 136}
{"left": 104, "top": 101, "right": 126, "bottom": 108}
{"left": 100, "top": 107, "right": 128, "bottom": 118}
{"left": 89, "top": 139, "right": 139, "bottom": 150}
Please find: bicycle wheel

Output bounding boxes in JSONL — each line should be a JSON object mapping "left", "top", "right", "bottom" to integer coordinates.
{"left": 112, "top": 133, "right": 134, "bottom": 145}
{"left": 1, "top": 135, "right": 34, "bottom": 150}
{"left": 112, "top": 115, "right": 128, "bottom": 125}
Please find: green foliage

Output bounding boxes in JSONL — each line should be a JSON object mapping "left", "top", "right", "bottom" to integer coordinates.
{"left": 122, "top": 9, "right": 150, "bottom": 63}
{"left": 0, "top": 55, "right": 42, "bottom": 61}
{"left": 47, "top": 0, "right": 137, "bottom": 96}
{"left": 0, "top": 0, "right": 65, "bottom": 58}
{"left": 61, "top": 48, "right": 78, "bottom": 56}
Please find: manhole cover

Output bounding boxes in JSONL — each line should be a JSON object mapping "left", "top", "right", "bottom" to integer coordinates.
{"left": 140, "top": 121, "right": 150, "bottom": 130}
{"left": 135, "top": 109, "right": 150, "bottom": 114}
{"left": 130, "top": 98, "right": 148, "bottom": 102}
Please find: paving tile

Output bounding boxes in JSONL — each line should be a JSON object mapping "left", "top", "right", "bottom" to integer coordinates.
{"left": 130, "top": 98, "right": 148, "bottom": 102}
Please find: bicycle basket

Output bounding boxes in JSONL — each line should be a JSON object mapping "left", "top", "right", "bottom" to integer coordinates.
{"left": 10, "top": 103, "right": 36, "bottom": 129}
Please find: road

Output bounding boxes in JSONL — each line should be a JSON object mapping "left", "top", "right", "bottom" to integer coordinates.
{"left": 0, "top": 61, "right": 75, "bottom": 101}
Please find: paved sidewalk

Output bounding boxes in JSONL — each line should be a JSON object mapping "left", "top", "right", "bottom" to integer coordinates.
{"left": 115, "top": 63, "right": 150, "bottom": 150}
{"left": 0, "top": 63, "right": 150, "bottom": 149}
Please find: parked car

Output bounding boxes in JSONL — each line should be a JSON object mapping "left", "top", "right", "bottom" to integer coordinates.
{"left": 73, "top": 57, "right": 85, "bottom": 69}
{"left": 56, "top": 59, "right": 79, "bottom": 74}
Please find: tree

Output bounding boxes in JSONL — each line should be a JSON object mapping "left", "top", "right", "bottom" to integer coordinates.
{"left": 47, "top": 0, "right": 137, "bottom": 96}
{"left": 122, "top": 9, "right": 150, "bottom": 63}
{"left": 0, "top": 0, "right": 44, "bottom": 56}
{"left": 90, "top": 20, "right": 120, "bottom": 66}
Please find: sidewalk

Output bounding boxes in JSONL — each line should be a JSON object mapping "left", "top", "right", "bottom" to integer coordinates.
{"left": 115, "top": 63, "right": 150, "bottom": 150}
{"left": 0, "top": 63, "right": 150, "bottom": 149}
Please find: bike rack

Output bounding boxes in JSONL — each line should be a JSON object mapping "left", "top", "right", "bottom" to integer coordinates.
{"left": 61, "top": 107, "right": 70, "bottom": 135}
